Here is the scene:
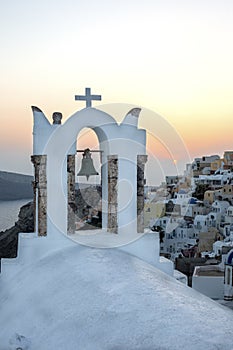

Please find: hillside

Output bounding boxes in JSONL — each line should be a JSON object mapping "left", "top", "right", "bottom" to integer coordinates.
{"left": 0, "top": 171, "right": 33, "bottom": 201}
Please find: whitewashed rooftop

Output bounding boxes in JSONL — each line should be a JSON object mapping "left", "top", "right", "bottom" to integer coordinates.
{"left": 1, "top": 234, "right": 233, "bottom": 349}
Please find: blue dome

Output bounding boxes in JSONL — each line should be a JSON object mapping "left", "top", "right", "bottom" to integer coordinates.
{"left": 189, "top": 197, "right": 197, "bottom": 204}
{"left": 226, "top": 249, "right": 233, "bottom": 265}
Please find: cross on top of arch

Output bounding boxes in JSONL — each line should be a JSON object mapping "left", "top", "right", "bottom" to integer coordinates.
{"left": 75, "top": 87, "right": 102, "bottom": 108}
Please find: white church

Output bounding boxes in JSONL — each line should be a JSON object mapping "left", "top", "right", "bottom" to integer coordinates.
{"left": 0, "top": 89, "right": 233, "bottom": 349}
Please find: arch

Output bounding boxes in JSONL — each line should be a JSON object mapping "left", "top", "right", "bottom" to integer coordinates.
{"left": 68, "top": 126, "right": 109, "bottom": 233}
{"left": 43, "top": 108, "right": 119, "bottom": 235}
{"left": 63, "top": 108, "right": 117, "bottom": 148}
{"left": 32, "top": 106, "right": 147, "bottom": 239}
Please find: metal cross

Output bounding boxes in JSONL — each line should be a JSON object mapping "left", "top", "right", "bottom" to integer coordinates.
{"left": 75, "top": 87, "right": 102, "bottom": 108}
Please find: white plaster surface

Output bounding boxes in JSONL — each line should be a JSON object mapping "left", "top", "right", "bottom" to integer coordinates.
{"left": 192, "top": 274, "right": 224, "bottom": 300}
{"left": 32, "top": 107, "right": 146, "bottom": 235}
{"left": 1, "top": 232, "right": 233, "bottom": 349}
{"left": 68, "top": 230, "right": 173, "bottom": 275}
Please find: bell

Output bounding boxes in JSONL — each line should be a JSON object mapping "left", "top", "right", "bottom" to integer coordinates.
{"left": 77, "top": 148, "right": 99, "bottom": 180}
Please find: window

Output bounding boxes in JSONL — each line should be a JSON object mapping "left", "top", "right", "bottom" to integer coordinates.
{"left": 197, "top": 222, "right": 201, "bottom": 229}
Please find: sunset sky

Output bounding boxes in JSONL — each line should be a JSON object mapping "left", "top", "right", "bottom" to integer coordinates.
{"left": 1, "top": 0, "right": 233, "bottom": 185}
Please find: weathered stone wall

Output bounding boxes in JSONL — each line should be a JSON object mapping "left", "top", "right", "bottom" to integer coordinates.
{"left": 67, "top": 155, "right": 76, "bottom": 234}
{"left": 137, "top": 155, "right": 148, "bottom": 233}
{"left": 108, "top": 155, "right": 118, "bottom": 233}
{"left": 31, "top": 155, "right": 47, "bottom": 236}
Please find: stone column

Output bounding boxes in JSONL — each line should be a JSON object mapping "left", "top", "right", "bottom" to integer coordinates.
{"left": 137, "top": 155, "right": 148, "bottom": 233}
{"left": 31, "top": 155, "right": 47, "bottom": 236}
{"left": 67, "top": 155, "right": 76, "bottom": 234}
{"left": 108, "top": 155, "right": 118, "bottom": 233}
{"left": 31, "top": 178, "right": 37, "bottom": 234}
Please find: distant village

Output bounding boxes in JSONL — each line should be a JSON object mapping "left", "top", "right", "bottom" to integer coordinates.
{"left": 145, "top": 151, "right": 233, "bottom": 302}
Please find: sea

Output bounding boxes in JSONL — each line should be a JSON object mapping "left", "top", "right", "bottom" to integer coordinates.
{"left": 0, "top": 199, "right": 32, "bottom": 232}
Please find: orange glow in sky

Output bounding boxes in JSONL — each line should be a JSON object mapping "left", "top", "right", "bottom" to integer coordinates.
{"left": 0, "top": 0, "right": 233, "bottom": 184}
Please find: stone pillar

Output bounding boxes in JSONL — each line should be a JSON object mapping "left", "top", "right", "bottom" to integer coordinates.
{"left": 108, "top": 155, "right": 118, "bottom": 233}
{"left": 31, "top": 178, "right": 37, "bottom": 233}
{"left": 137, "top": 155, "right": 148, "bottom": 233}
{"left": 31, "top": 155, "right": 47, "bottom": 236}
{"left": 67, "top": 155, "right": 76, "bottom": 234}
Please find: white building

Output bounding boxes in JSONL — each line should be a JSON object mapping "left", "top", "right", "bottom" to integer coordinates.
{"left": 157, "top": 216, "right": 196, "bottom": 257}
{"left": 192, "top": 155, "right": 220, "bottom": 173}
{"left": 225, "top": 206, "right": 233, "bottom": 224}
{"left": 195, "top": 172, "right": 233, "bottom": 189}
{"left": 174, "top": 190, "right": 191, "bottom": 216}
{"left": 210, "top": 200, "right": 230, "bottom": 230}
{"left": 213, "top": 240, "right": 227, "bottom": 257}
{"left": 193, "top": 243, "right": 233, "bottom": 301}
{"left": 223, "top": 224, "right": 233, "bottom": 241}
{"left": 185, "top": 199, "right": 207, "bottom": 219}
{"left": 194, "top": 215, "right": 209, "bottom": 234}
{"left": 212, "top": 200, "right": 229, "bottom": 216}
{"left": 192, "top": 265, "right": 224, "bottom": 299}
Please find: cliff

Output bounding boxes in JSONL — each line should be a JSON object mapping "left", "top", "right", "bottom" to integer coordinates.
{"left": 0, "top": 171, "right": 33, "bottom": 200}
{"left": 0, "top": 201, "right": 34, "bottom": 259}
{"left": 0, "top": 185, "right": 102, "bottom": 259}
